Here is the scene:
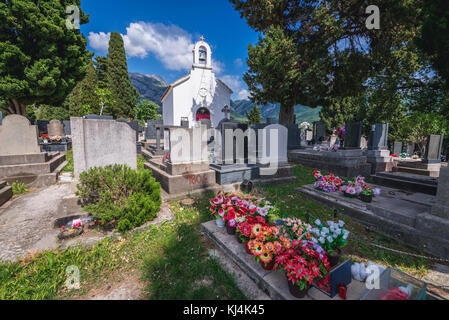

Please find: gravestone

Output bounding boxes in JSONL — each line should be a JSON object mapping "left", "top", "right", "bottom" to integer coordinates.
{"left": 406, "top": 142, "right": 415, "bottom": 156}
{"left": 423, "top": 135, "right": 444, "bottom": 164}
{"left": 266, "top": 118, "right": 276, "bottom": 125}
{"left": 85, "top": 114, "right": 114, "bottom": 120}
{"left": 36, "top": 121, "right": 50, "bottom": 135}
{"left": 286, "top": 124, "right": 301, "bottom": 150}
{"left": 343, "top": 122, "right": 362, "bottom": 149}
{"left": 0, "top": 115, "right": 41, "bottom": 156}
{"left": 62, "top": 120, "right": 71, "bottom": 136}
{"left": 393, "top": 141, "right": 403, "bottom": 156}
{"left": 368, "top": 124, "right": 389, "bottom": 151}
{"left": 47, "top": 120, "right": 65, "bottom": 137}
{"left": 431, "top": 167, "right": 449, "bottom": 219}
{"left": 117, "top": 118, "right": 139, "bottom": 141}
{"left": 263, "top": 124, "right": 288, "bottom": 164}
{"left": 0, "top": 111, "right": 2, "bottom": 125}
{"left": 71, "top": 117, "right": 137, "bottom": 177}
{"left": 313, "top": 121, "right": 327, "bottom": 144}
{"left": 145, "top": 120, "right": 164, "bottom": 140}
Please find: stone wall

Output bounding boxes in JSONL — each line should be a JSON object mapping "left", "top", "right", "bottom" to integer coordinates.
{"left": 71, "top": 117, "right": 137, "bottom": 177}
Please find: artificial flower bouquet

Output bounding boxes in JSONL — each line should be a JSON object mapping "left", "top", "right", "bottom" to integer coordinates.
{"left": 277, "top": 217, "right": 313, "bottom": 242}
{"left": 310, "top": 219, "right": 349, "bottom": 257}
{"left": 247, "top": 223, "right": 281, "bottom": 270}
{"left": 313, "top": 171, "right": 343, "bottom": 193}
{"left": 274, "top": 240, "right": 330, "bottom": 297}
{"left": 236, "top": 215, "right": 268, "bottom": 243}
{"left": 333, "top": 126, "right": 347, "bottom": 139}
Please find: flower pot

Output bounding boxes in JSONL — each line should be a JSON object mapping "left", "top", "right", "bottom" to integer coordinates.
{"left": 328, "top": 248, "right": 342, "bottom": 268}
{"left": 360, "top": 193, "right": 373, "bottom": 203}
{"left": 216, "top": 217, "right": 225, "bottom": 228}
{"left": 226, "top": 225, "right": 236, "bottom": 235}
{"left": 260, "top": 260, "right": 275, "bottom": 271}
{"left": 244, "top": 241, "right": 252, "bottom": 255}
{"left": 236, "top": 234, "right": 243, "bottom": 244}
{"left": 287, "top": 279, "right": 310, "bottom": 299}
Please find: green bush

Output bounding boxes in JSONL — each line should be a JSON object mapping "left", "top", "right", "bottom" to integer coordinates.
{"left": 11, "top": 182, "right": 28, "bottom": 196}
{"left": 76, "top": 165, "right": 161, "bottom": 232}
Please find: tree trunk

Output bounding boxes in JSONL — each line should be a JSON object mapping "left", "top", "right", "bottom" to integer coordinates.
{"left": 7, "top": 99, "right": 26, "bottom": 116}
{"left": 279, "top": 103, "right": 295, "bottom": 125}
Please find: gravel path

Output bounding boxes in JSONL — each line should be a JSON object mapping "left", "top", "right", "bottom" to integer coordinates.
{"left": 0, "top": 183, "right": 76, "bottom": 262}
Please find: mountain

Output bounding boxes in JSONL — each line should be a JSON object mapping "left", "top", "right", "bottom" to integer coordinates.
{"left": 129, "top": 72, "right": 321, "bottom": 123}
{"left": 231, "top": 100, "right": 321, "bottom": 124}
{"left": 129, "top": 72, "right": 168, "bottom": 105}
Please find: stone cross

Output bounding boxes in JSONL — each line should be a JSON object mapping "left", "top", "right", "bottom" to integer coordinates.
{"left": 222, "top": 105, "right": 231, "bottom": 120}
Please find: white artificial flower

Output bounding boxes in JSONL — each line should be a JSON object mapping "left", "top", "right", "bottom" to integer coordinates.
{"left": 327, "top": 221, "right": 334, "bottom": 227}
{"left": 311, "top": 237, "right": 318, "bottom": 243}
{"left": 327, "top": 236, "right": 334, "bottom": 243}
{"left": 315, "top": 219, "right": 322, "bottom": 226}
{"left": 319, "top": 237, "right": 325, "bottom": 244}
{"left": 322, "top": 227, "right": 329, "bottom": 234}
{"left": 339, "top": 220, "right": 345, "bottom": 227}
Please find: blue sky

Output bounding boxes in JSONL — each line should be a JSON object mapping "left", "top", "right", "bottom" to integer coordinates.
{"left": 80, "top": 0, "right": 260, "bottom": 99}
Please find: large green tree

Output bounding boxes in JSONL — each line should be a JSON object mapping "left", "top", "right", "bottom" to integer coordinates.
{"left": 0, "top": 0, "right": 91, "bottom": 115}
{"left": 245, "top": 26, "right": 301, "bottom": 124}
{"left": 246, "top": 104, "right": 263, "bottom": 124}
{"left": 418, "top": 0, "right": 449, "bottom": 86}
{"left": 94, "top": 55, "right": 108, "bottom": 89}
{"left": 64, "top": 61, "right": 100, "bottom": 116}
{"left": 106, "top": 32, "right": 139, "bottom": 118}
{"left": 231, "top": 0, "right": 427, "bottom": 125}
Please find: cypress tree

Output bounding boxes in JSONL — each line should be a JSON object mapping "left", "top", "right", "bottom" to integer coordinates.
{"left": 246, "top": 104, "right": 263, "bottom": 125}
{"left": 94, "top": 56, "right": 108, "bottom": 89}
{"left": 106, "top": 32, "right": 139, "bottom": 118}
{"left": 64, "top": 61, "right": 100, "bottom": 116}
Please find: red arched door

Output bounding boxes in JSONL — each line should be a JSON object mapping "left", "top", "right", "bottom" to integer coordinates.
{"left": 196, "top": 107, "right": 211, "bottom": 121}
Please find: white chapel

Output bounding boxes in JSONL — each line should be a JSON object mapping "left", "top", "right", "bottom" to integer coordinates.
{"left": 161, "top": 37, "right": 233, "bottom": 128}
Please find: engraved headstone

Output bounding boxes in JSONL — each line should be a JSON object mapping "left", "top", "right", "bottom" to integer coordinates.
{"left": 145, "top": 120, "right": 164, "bottom": 140}
{"left": 423, "top": 135, "right": 444, "bottom": 164}
{"left": 343, "top": 122, "right": 362, "bottom": 149}
{"left": 62, "top": 120, "right": 71, "bottom": 136}
{"left": 368, "top": 123, "right": 389, "bottom": 151}
{"left": 406, "top": 142, "right": 415, "bottom": 156}
{"left": 47, "top": 120, "right": 65, "bottom": 137}
{"left": 0, "top": 115, "right": 41, "bottom": 156}
{"left": 313, "top": 121, "right": 327, "bottom": 144}
{"left": 286, "top": 124, "right": 301, "bottom": 150}
{"left": 393, "top": 141, "right": 403, "bottom": 156}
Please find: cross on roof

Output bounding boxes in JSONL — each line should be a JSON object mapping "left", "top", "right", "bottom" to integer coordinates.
{"left": 200, "top": 35, "right": 205, "bottom": 41}
{"left": 222, "top": 105, "right": 231, "bottom": 120}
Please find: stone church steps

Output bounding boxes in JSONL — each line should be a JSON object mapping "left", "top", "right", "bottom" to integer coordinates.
{"left": 0, "top": 181, "right": 13, "bottom": 207}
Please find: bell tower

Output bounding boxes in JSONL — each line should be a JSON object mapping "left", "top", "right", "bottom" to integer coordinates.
{"left": 192, "top": 36, "right": 212, "bottom": 70}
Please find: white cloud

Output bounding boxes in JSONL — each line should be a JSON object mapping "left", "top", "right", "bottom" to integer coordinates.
{"left": 88, "top": 32, "right": 110, "bottom": 52}
{"left": 237, "top": 89, "right": 250, "bottom": 100}
{"left": 89, "top": 22, "right": 227, "bottom": 73}
{"left": 220, "top": 75, "right": 250, "bottom": 100}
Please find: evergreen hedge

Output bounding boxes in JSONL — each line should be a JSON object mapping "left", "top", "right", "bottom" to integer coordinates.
{"left": 76, "top": 165, "right": 161, "bottom": 232}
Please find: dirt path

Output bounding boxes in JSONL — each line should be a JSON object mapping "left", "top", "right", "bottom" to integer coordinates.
{"left": 0, "top": 183, "right": 78, "bottom": 262}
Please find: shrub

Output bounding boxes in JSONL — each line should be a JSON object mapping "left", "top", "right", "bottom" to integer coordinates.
{"left": 76, "top": 165, "right": 161, "bottom": 232}
{"left": 11, "top": 182, "right": 28, "bottom": 196}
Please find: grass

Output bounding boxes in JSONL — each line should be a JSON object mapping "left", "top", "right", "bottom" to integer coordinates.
{"left": 0, "top": 164, "right": 436, "bottom": 300}
{"left": 254, "top": 165, "right": 432, "bottom": 278}
{"left": 62, "top": 148, "right": 73, "bottom": 173}
{"left": 0, "top": 191, "right": 246, "bottom": 300}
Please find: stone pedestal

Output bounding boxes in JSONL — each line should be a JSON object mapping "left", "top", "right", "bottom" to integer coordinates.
{"left": 211, "top": 164, "right": 260, "bottom": 185}
{"left": 47, "top": 120, "right": 65, "bottom": 137}
{"left": 432, "top": 167, "right": 449, "bottom": 219}
{"left": 365, "top": 149, "right": 393, "bottom": 174}
{"left": 289, "top": 149, "right": 372, "bottom": 178}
